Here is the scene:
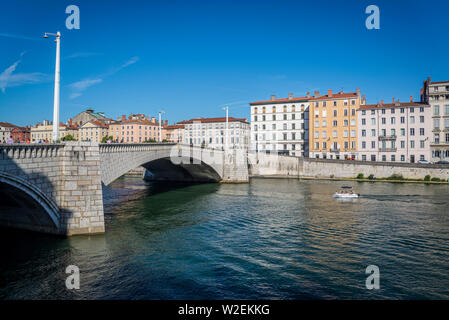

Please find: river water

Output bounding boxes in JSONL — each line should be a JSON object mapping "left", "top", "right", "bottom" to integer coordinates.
{"left": 1, "top": 177, "right": 449, "bottom": 299}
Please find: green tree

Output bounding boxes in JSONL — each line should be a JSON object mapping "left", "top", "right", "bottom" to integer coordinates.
{"left": 63, "top": 134, "right": 76, "bottom": 141}
{"left": 101, "top": 135, "right": 114, "bottom": 143}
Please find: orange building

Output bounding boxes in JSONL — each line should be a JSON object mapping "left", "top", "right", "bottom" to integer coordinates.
{"left": 108, "top": 115, "right": 167, "bottom": 143}
{"left": 309, "top": 89, "right": 365, "bottom": 160}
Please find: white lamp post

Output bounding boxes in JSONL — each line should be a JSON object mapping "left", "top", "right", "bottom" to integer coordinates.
{"left": 158, "top": 110, "right": 165, "bottom": 142}
{"left": 44, "top": 31, "right": 61, "bottom": 142}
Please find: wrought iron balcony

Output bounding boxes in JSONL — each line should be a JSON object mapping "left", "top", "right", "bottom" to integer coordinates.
{"left": 378, "top": 135, "right": 397, "bottom": 141}
{"left": 379, "top": 147, "right": 397, "bottom": 152}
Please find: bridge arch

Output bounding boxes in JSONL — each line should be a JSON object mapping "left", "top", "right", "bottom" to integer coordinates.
{"left": 0, "top": 172, "right": 61, "bottom": 234}
{"left": 99, "top": 144, "right": 224, "bottom": 186}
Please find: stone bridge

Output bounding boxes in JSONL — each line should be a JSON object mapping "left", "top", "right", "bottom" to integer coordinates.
{"left": 0, "top": 142, "right": 248, "bottom": 236}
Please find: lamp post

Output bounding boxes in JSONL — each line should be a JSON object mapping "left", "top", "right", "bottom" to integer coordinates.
{"left": 158, "top": 110, "right": 165, "bottom": 142}
{"left": 44, "top": 31, "right": 61, "bottom": 142}
{"left": 222, "top": 105, "right": 229, "bottom": 150}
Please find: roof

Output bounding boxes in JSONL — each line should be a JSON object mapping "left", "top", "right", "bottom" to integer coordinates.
{"left": 429, "top": 80, "right": 449, "bottom": 85}
{"left": 359, "top": 101, "right": 428, "bottom": 110}
{"left": 81, "top": 120, "right": 109, "bottom": 128}
{"left": 110, "top": 119, "right": 160, "bottom": 125}
{"left": 312, "top": 92, "right": 358, "bottom": 100}
{"left": 179, "top": 117, "right": 248, "bottom": 124}
{"left": 0, "top": 122, "right": 18, "bottom": 128}
{"left": 250, "top": 96, "right": 310, "bottom": 105}
{"left": 165, "top": 124, "right": 185, "bottom": 129}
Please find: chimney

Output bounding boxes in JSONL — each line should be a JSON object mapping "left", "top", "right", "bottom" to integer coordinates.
{"left": 151, "top": 117, "right": 156, "bottom": 123}
{"left": 306, "top": 91, "right": 310, "bottom": 98}
{"left": 270, "top": 95, "right": 276, "bottom": 101}
{"left": 381, "top": 99, "right": 384, "bottom": 105}
{"left": 340, "top": 89, "right": 343, "bottom": 94}
{"left": 356, "top": 88, "right": 361, "bottom": 96}
{"left": 122, "top": 115, "right": 126, "bottom": 121}
{"left": 410, "top": 95, "right": 413, "bottom": 102}
{"left": 392, "top": 98, "right": 395, "bottom": 103}
{"left": 328, "top": 89, "right": 332, "bottom": 97}
{"left": 165, "top": 120, "right": 168, "bottom": 126}
{"left": 288, "top": 93, "right": 293, "bottom": 100}
{"left": 314, "top": 90, "right": 320, "bottom": 97}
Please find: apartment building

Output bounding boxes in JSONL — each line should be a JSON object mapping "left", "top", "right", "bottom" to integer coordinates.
{"left": 79, "top": 120, "right": 109, "bottom": 142}
{"left": 11, "top": 126, "right": 31, "bottom": 143}
{"left": 165, "top": 124, "right": 185, "bottom": 143}
{"left": 421, "top": 78, "right": 449, "bottom": 161}
{"left": 357, "top": 98, "right": 431, "bottom": 163}
{"left": 249, "top": 93, "right": 310, "bottom": 156}
{"left": 309, "top": 89, "right": 365, "bottom": 160}
{"left": 30, "top": 120, "right": 79, "bottom": 142}
{"left": 181, "top": 117, "right": 250, "bottom": 150}
{"left": 0, "top": 122, "right": 17, "bottom": 143}
{"left": 108, "top": 116, "right": 165, "bottom": 143}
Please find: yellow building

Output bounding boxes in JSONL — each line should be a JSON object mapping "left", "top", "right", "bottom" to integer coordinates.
{"left": 79, "top": 120, "right": 109, "bottom": 142}
{"left": 31, "top": 121, "right": 79, "bottom": 143}
{"left": 309, "top": 89, "right": 365, "bottom": 160}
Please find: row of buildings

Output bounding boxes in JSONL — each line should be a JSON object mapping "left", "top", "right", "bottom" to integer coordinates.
{"left": 249, "top": 77, "right": 449, "bottom": 163}
{"left": 2, "top": 77, "right": 448, "bottom": 163}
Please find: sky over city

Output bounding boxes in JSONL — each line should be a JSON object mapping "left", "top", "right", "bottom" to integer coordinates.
{"left": 0, "top": 0, "right": 448, "bottom": 126}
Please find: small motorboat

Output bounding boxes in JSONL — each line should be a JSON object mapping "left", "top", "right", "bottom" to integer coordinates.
{"left": 333, "top": 186, "right": 360, "bottom": 198}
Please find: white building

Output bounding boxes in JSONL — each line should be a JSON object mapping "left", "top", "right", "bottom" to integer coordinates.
{"left": 249, "top": 93, "right": 310, "bottom": 156}
{"left": 357, "top": 98, "right": 432, "bottom": 163}
{"left": 181, "top": 117, "right": 250, "bottom": 150}
{"left": 0, "top": 122, "right": 17, "bottom": 143}
{"left": 421, "top": 78, "right": 449, "bottom": 162}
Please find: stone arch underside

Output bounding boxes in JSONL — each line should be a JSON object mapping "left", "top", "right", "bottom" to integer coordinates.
{"left": 0, "top": 173, "right": 60, "bottom": 234}
{"left": 100, "top": 150, "right": 223, "bottom": 186}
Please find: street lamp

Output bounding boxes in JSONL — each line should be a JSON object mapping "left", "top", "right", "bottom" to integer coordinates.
{"left": 44, "top": 31, "right": 61, "bottom": 142}
{"left": 222, "top": 105, "right": 229, "bottom": 150}
{"left": 158, "top": 110, "right": 165, "bottom": 142}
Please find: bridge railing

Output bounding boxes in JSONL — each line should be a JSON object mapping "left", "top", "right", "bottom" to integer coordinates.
{"left": 98, "top": 142, "right": 177, "bottom": 153}
{"left": 0, "top": 144, "right": 65, "bottom": 160}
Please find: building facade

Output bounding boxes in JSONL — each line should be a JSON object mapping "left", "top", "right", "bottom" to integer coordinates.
{"left": 309, "top": 89, "right": 365, "bottom": 160}
{"left": 421, "top": 78, "right": 449, "bottom": 162}
{"left": 165, "top": 124, "right": 185, "bottom": 143}
{"left": 11, "top": 126, "right": 31, "bottom": 143}
{"left": 30, "top": 121, "right": 79, "bottom": 142}
{"left": 182, "top": 117, "right": 250, "bottom": 150}
{"left": 108, "top": 117, "right": 164, "bottom": 143}
{"left": 0, "top": 122, "right": 17, "bottom": 143}
{"left": 357, "top": 99, "right": 431, "bottom": 163}
{"left": 249, "top": 93, "right": 310, "bottom": 156}
{"left": 70, "top": 108, "right": 110, "bottom": 127}
{"left": 79, "top": 120, "right": 109, "bottom": 142}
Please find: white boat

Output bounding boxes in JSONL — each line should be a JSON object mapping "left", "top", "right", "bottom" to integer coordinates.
{"left": 333, "top": 193, "right": 360, "bottom": 198}
{"left": 333, "top": 186, "right": 360, "bottom": 198}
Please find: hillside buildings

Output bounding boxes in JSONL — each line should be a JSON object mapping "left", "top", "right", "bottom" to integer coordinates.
{"left": 11, "top": 126, "right": 31, "bottom": 143}
{"left": 249, "top": 93, "right": 310, "bottom": 156}
{"left": 165, "top": 124, "right": 185, "bottom": 143}
{"left": 30, "top": 120, "right": 79, "bottom": 142}
{"left": 421, "top": 78, "right": 449, "bottom": 162}
{"left": 357, "top": 98, "right": 431, "bottom": 163}
{"left": 79, "top": 120, "right": 110, "bottom": 143}
{"left": 309, "top": 89, "right": 365, "bottom": 160}
{"left": 181, "top": 117, "right": 250, "bottom": 150}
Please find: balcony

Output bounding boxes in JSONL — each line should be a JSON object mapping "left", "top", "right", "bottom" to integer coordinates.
{"left": 378, "top": 135, "right": 397, "bottom": 141}
{"left": 430, "top": 141, "right": 449, "bottom": 146}
{"left": 379, "top": 148, "right": 397, "bottom": 152}
{"left": 330, "top": 148, "right": 340, "bottom": 153}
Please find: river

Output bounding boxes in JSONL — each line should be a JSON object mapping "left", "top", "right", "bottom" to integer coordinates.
{"left": 1, "top": 177, "right": 449, "bottom": 299}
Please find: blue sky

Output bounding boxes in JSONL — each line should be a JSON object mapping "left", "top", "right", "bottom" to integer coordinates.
{"left": 0, "top": 0, "right": 448, "bottom": 126}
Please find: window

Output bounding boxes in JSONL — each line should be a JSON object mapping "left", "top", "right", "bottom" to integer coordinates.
{"left": 410, "top": 128, "right": 415, "bottom": 136}
{"left": 351, "top": 130, "right": 356, "bottom": 138}
{"left": 371, "top": 129, "right": 376, "bottom": 137}
{"left": 401, "top": 155, "right": 405, "bottom": 162}
{"left": 343, "top": 130, "right": 348, "bottom": 138}
{"left": 434, "top": 119, "right": 440, "bottom": 129}
{"left": 391, "top": 117, "right": 396, "bottom": 124}
{"left": 382, "top": 155, "right": 386, "bottom": 162}
{"left": 434, "top": 105, "right": 440, "bottom": 115}
{"left": 362, "top": 130, "right": 366, "bottom": 137}
{"left": 333, "top": 110, "right": 338, "bottom": 117}
{"left": 362, "top": 141, "right": 366, "bottom": 149}
{"left": 391, "top": 155, "right": 396, "bottom": 162}
{"left": 362, "top": 118, "right": 366, "bottom": 125}
{"left": 382, "top": 118, "right": 386, "bottom": 124}
{"left": 420, "top": 128, "right": 425, "bottom": 136}
{"left": 322, "top": 131, "right": 327, "bottom": 138}
{"left": 411, "top": 140, "right": 415, "bottom": 148}
{"left": 371, "top": 141, "right": 376, "bottom": 148}
{"left": 371, "top": 118, "right": 376, "bottom": 125}
{"left": 420, "top": 116, "right": 424, "bottom": 123}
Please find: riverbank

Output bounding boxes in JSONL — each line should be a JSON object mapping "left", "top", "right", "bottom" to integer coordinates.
{"left": 250, "top": 174, "right": 449, "bottom": 184}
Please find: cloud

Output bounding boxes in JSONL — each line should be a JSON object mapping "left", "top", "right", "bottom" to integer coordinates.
{"left": 65, "top": 52, "right": 103, "bottom": 60}
{"left": 68, "top": 56, "right": 139, "bottom": 99}
{"left": 0, "top": 52, "right": 50, "bottom": 93}
{"left": 69, "top": 78, "right": 103, "bottom": 91}
{"left": 0, "top": 32, "right": 39, "bottom": 41}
